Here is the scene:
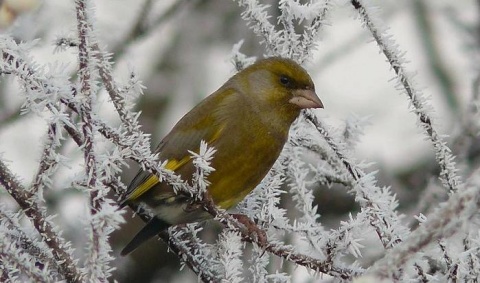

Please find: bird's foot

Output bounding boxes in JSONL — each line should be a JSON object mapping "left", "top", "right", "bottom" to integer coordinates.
{"left": 230, "top": 213, "right": 268, "bottom": 248}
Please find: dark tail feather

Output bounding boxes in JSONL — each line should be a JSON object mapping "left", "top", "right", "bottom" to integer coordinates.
{"left": 121, "top": 217, "right": 170, "bottom": 256}
{"left": 118, "top": 198, "right": 128, "bottom": 209}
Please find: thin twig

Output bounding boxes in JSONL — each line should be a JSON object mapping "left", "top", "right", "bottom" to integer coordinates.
{"left": 30, "top": 123, "right": 59, "bottom": 195}
{"left": 0, "top": 159, "right": 82, "bottom": 282}
{"left": 75, "top": 0, "right": 100, "bottom": 212}
{"left": 368, "top": 168, "right": 480, "bottom": 279}
{"left": 304, "top": 109, "right": 405, "bottom": 249}
{"left": 351, "top": 0, "right": 461, "bottom": 192}
{"left": 198, "top": 191, "right": 361, "bottom": 280}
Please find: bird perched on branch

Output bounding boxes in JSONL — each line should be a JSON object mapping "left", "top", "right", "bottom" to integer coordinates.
{"left": 120, "top": 57, "right": 323, "bottom": 256}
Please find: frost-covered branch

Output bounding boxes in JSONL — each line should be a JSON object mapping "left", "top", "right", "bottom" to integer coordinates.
{"left": 29, "top": 123, "right": 61, "bottom": 195}
{"left": 169, "top": 224, "right": 221, "bottom": 282}
{"left": 75, "top": 0, "right": 100, "bottom": 211}
{"left": 74, "top": 1, "right": 119, "bottom": 281}
{"left": 368, "top": 168, "right": 480, "bottom": 279}
{"left": 351, "top": 0, "right": 462, "bottom": 192}
{"left": 0, "top": 240, "right": 51, "bottom": 283}
{"left": 1, "top": 1, "right": 479, "bottom": 282}
{"left": 114, "top": 195, "right": 221, "bottom": 282}
{"left": 218, "top": 231, "right": 244, "bottom": 283}
{"left": 0, "top": 208, "right": 61, "bottom": 280}
{"left": 189, "top": 186, "right": 362, "bottom": 280}
{"left": 94, "top": 42, "right": 144, "bottom": 135}
{"left": 236, "top": 0, "right": 330, "bottom": 62}
{"left": 236, "top": 0, "right": 281, "bottom": 56}
{"left": 0, "top": 158, "right": 82, "bottom": 282}
{"left": 304, "top": 109, "right": 408, "bottom": 249}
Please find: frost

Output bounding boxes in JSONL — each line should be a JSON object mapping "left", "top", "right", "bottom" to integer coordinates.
{"left": 218, "top": 231, "right": 244, "bottom": 283}
{"left": 0, "top": 0, "right": 478, "bottom": 282}
{"left": 230, "top": 40, "right": 257, "bottom": 71}
{"left": 189, "top": 141, "right": 217, "bottom": 199}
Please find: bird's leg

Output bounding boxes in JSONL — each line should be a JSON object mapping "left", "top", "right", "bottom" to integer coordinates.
{"left": 230, "top": 213, "right": 268, "bottom": 248}
{"left": 195, "top": 191, "right": 268, "bottom": 248}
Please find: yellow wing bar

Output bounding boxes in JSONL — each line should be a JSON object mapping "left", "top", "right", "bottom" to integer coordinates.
{"left": 127, "top": 156, "right": 190, "bottom": 201}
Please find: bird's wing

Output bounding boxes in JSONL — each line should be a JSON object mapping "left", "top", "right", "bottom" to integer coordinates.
{"left": 122, "top": 89, "right": 233, "bottom": 204}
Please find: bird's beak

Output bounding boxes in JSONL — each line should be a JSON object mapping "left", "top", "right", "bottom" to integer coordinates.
{"left": 289, "top": 89, "right": 324, "bottom": 109}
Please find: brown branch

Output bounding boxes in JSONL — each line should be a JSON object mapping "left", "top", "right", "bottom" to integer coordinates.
{"left": 298, "top": 0, "right": 332, "bottom": 64}
{"left": 2, "top": 14, "right": 362, "bottom": 281}
{"left": 198, "top": 191, "right": 361, "bottom": 280}
{"left": 29, "top": 123, "right": 59, "bottom": 195}
{"left": 350, "top": 0, "right": 461, "bottom": 192}
{"left": 413, "top": 263, "right": 428, "bottom": 283}
{"left": 74, "top": 3, "right": 109, "bottom": 281}
{"left": 0, "top": 209, "right": 60, "bottom": 275}
{"left": 303, "top": 109, "right": 403, "bottom": 249}
{"left": 0, "top": 159, "right": 82, "bottom": 282}
{"left": 0, "top": 261, "right": 10, "bottom": 283}
{"left": 0, "top": 244, "right": 48, "bottom": 283}
{"left": 368, "top": 176, "right": 480, "bottom": 279}
{"left": 75, "top": 0, "right": 100, "bottom": 212}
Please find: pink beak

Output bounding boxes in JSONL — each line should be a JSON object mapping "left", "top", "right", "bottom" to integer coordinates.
{"left": 289, "top": 89, "right": 324, "bottom": 109}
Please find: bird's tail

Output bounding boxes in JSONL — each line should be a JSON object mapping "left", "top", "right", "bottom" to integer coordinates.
{"left": 121, "top": 217, "right": 170, "bottom": 256}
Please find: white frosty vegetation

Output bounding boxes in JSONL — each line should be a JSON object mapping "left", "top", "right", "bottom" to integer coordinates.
{"left": 0, "top": 0, "right": 479, "bottom": 282}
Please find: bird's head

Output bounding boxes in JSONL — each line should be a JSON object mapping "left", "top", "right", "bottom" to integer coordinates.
{"left": 234, "top": 57, "right": 323, "bottom": 123}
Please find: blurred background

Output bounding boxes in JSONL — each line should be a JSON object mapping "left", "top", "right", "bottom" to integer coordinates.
{"left": 0, "top": 0, "right": 478, "bottom": 281}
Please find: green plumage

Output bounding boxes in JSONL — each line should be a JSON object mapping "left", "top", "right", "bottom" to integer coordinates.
{"left": 121, "top": 57, "right": 323, "bottom": 255}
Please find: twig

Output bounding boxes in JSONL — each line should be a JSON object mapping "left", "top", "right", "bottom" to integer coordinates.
{"left": 0, "top": 209, "right": 60, "bottom": 275}
{"left": 198, "top": 191, "right": 362, "bottom": 280}
{"left": 0, "top": 159, "right": 82, "bottom": 282}
{"left": 298, "top": 0, "right": 332, "bottom": 64}
{"left": 75, "top": 0, "right": 100, "bottom": 212}
{"left": 351, "top": 0, "right": 461, "bottom": 192}
{"left": 304, "top": 109, "right": 405, "bottom": 249}
{"left": 30, "top": 123, "right": 59, "bottom": 195}
{"left": 0, "top": 242, "right": 49, "bottom": 283}
{"left": 236, "top": 0, "right": 282, "bottom": 56}
{"left": 368, "top": 168, "right": 480, "bottom": 279}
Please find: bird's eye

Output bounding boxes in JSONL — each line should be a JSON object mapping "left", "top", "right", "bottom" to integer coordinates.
{"left": 280, "top": 75, "right": 291, "bottom": 86}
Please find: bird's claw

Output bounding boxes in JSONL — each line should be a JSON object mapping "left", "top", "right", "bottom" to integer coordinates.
{"left": 230, "top": 214, "right": 268, "bottom": 249}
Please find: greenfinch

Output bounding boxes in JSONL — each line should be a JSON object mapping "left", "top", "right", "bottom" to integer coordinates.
{"left": 120, "top": 57, "right": 323, "bottom": 256}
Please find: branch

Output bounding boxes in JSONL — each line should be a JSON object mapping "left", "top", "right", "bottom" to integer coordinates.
{"left": 351, "top": 0, "right": 462, "bottom": 192}
{"left": 0, "top": 159, "right": 82, "bottom": 282}
{"left": 304, "top": 109, "right": 407, "bottom": 249}
{"left": 0, "top": 208, "right": 61, "bottom": 279}
{"left": 198, "top": 191, "right": 362, "bottom": 280}
{"left": 75, "top": 0, "right": 100, "bottom": 212}
{"left": 368, "top": 168, "right": 480, "bottom": 279}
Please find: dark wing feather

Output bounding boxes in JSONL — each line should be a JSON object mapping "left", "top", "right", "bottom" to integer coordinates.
{"left": 122, "top": 88, "right": 234, "bottom": 204}
{"left": 120, "top": 217, "right": 170, "bottom": 256}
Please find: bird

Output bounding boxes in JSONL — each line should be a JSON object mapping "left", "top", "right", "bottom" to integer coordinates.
{"left": 120, "top": 57, "right": 323, "bottom": 256}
